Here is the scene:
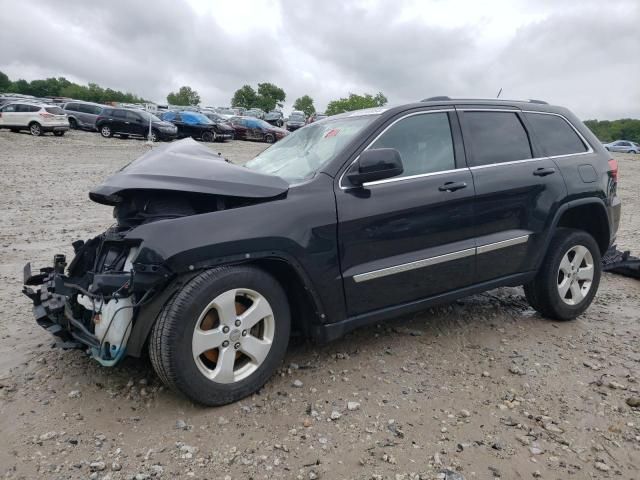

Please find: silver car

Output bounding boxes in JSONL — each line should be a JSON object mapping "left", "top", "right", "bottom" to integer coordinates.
{"left": 62, "top": 101, "right": 105, "bottom": 130}
{"left": 603, "top": 140, "right": 640, "bottom": 154}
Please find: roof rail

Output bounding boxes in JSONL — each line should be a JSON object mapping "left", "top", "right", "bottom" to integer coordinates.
{"left": 421, "top": 96, "right": 451, "bottom": 102}
{"left": 528, "top": 99, "right": 548, "bottom": 104}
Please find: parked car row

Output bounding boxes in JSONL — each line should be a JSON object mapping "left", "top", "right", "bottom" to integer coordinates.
{"left": 0, "top": 99, "right": 292, "bottom": 144}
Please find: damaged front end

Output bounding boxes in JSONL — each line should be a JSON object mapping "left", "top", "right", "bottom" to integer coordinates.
{"left": 22, "top": 138, "right": 289, "bottom": 366}
{"left": 23, "top": 226, "right": 170, "bottom": 366}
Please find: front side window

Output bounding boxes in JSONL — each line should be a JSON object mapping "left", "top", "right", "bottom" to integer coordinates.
{"left": 524, "top": 113, "right": 587, "bottom": 156}
{"left": 113, "top": 110, "right": 127, "bottom": 119}
{"left": 464, "top": 111, "right": 532, "bottom": 166}
{"left": 126, "top": 111, "right": 141, "bottom": 122}
{"left": 368, "top": 112, "right": 455, "bottom": 177}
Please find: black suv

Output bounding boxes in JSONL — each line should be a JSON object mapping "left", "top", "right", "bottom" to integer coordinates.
{"left": 23, "top": 99, "right": 620, "bottom": 406}
{"left": 161, "top": 111, "right": 234, "bottom": 142}
{"left": 95, "top": 108, "right": 178, "bottom": 141}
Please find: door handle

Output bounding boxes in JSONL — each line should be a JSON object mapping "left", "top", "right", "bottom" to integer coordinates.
{"left": 438, "top": 181, "right": 467, "bottom": 192}
{"left": 125, "top": 121, "right": 130, "bottom": 124}
{"left": 533, "top": 167, "right": 556, "bottom": 177}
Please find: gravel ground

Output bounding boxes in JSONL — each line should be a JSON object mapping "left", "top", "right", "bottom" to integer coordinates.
{"left": 0, "top": 130, "right": 638, "bottom": 480}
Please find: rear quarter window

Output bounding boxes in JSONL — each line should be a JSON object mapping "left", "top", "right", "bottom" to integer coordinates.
{"left": 45, "top": 106, "right": 65, "bottom": 115}
{"left": 524, "top": 113, "right": 588, "bottom": 156}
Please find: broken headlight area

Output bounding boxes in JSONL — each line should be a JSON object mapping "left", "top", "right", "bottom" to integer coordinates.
{"left": 22, "top": 226, "right": 170, "bottom": 366}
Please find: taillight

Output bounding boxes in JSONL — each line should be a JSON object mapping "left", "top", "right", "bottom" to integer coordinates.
{"left": 39, "top": 112, "right": 54, "bottom": 119}
{"left": 608, "top": 158, "right": 618, "bottom": 182}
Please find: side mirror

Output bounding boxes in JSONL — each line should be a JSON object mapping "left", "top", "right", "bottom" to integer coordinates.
{"left": 347, "top": 148, "right": 404, "bottom": 186}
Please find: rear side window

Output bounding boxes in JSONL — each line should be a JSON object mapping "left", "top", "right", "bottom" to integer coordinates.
{"left": 464, "top": 111, "right": 532, "bottom": 166}
{"left": 369, "top": 112, "right": 455, "bottom": 177}
{"left": 2, "top": 104, "right": 16, "bottom": 112}
{"left": 45, "top": 106, "right": 64, "bottom": 115}
{"left": 113, "top": 110, "right": 127, "bottom": 119}
{"left": 524, "top": 113, "right": 587, "bottom": 156}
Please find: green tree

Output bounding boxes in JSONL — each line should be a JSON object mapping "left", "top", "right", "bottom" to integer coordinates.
{"left": 585, "top": 119, "right": 640, "bottom": 143}
{"left": 8, "top": 79, "right": 29, "bottom": 94}
{"left": 256, "top": 82, "right": 286, "bottom": 112}
{"left": 0, "top": 71, "right": 11, "bottom": 91}
{"left": 167, "top": 85, "right": 201, "bottom": 106}
{"left": 231, "top": 85, "right": 258, "bottom": 109}
{"left": 293, "top": 95, "right": 315, "bottom": 117}
{"left": 325, "top": 92, "right": 387, "bottom": 116}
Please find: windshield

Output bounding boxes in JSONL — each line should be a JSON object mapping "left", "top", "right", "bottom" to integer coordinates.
{"left": 139, "top": 110, "right": 161, "bottom": 122}
{"left": 289, "top": 114, "right": 304, "bottom": 122}
{"left": 245, "top": 115, "right": 376, "bottom": 183}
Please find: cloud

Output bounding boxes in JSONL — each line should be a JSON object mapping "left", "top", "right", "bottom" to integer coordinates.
{"left": 0, "top": 0, "right": 638, "bottom": 118}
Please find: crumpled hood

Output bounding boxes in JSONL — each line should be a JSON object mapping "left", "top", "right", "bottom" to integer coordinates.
{"left": 89, "top": 138, "right": 288, "bottom": 205}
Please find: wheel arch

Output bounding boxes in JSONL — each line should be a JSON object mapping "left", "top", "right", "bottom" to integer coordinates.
{"left": 547, "top": 199, "right": 611, "bottom": 257}
{"left": 126, "top": 254, "right": 326, "bottom": 358}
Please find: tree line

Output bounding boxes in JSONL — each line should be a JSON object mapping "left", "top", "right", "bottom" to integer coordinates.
{"left": 0, "top": 71, "right": 146, "bottom": 104}
{"left": 584, "top": 119, "right": 640, "bottom": 143}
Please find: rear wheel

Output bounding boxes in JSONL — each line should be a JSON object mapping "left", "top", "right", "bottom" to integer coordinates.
{"left": 149, "top": 266, "right": 290, "bottom": 406}
{"left": 201, "top": 130, "right": 215, "bottom": 142}
{"left": 100, "top": 125, "right": 113, "bottom": 138}
{"left": 68, "top": 117, "right": 78, "bottom": 129}
{"left": 53, "top": 131, "right": 65, "bottom": 137}
{"left": 524, "top": 229, "right": 601, "bottom": 320}
{"left": 29, "top": 122, "right": 42, "bottom": 136}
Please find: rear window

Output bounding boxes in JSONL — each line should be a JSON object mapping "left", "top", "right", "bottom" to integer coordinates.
{"left": 524, "top": 113, "right": 587, "bottom": 156}
{"left": 464, "top": 111, "right": 532, "bottom": 166}
{"left": 45, "top": 106, "right": 65, "bottom": 115}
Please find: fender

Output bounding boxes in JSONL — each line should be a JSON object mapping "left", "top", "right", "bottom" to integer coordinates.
{"left": 125, "top": 252, "right": 328, "bottom": 357}
{"left": 535, "top": 197, "right": 610, "bottom": 271}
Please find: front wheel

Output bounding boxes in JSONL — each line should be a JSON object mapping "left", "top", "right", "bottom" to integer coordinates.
{"left": 149, "top": 266, "right": 291, "bottom": 406}
{"left": 201, "top": 130, "right": 215, "bottom": 142}
{"left": 264, "top": 133, "right": 275, "bottom": 143}
{"left": 524, "top": 229, "right": 601, "bottom": 320}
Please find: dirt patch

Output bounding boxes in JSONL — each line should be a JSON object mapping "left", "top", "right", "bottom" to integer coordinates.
{"left": 1, "top": 130, "right": 639, "bottom": 479}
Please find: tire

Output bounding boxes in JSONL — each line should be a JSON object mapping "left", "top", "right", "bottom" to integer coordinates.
{"left": 53, "top": 131, "right": 65, "bottom": 137}
{"left": 68, "top": 118, "right": 78, "bottom": 129}
{"left": 149, "top": 266, "right": 291, "bottom": 406}
{"left": 100, "top": 125, "right": 113, "bottom": 138}
{"left": 524, "top": 228, "right": 601, "bottom": 321}
{"left": 265, "top": 133, "right": 275, "bottom": 144}
{"left": 29, "top": 122, "right": 42, "bottom": 136}
{"left": 148, "top": 129, "right": 159, "bottom": 142}
{"left": 630, "top": 150, "right": 639, "bottom": 154}
{"left": 201, "top": 130, "right": 215, "bottom": 142}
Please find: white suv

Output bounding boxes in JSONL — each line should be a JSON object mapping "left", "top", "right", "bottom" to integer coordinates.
{"left": 0, "top": 102, "right": 69, "bottom": 136}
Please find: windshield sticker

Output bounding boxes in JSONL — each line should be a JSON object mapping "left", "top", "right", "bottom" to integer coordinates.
{"left": 324, "top": 129, "right": 339, "bottom": 138}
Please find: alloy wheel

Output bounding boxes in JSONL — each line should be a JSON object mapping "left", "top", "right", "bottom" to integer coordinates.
{"left": 30, "top": 124, "right": 41, "bottom": 136}
{"left": 101, "top": 126, "right": 111, "bottom": 137}
{"left": 192, "top": 288, "right": 275, "bottom": 384}
{"left": 557, "top": 245, "right": 594, "bottom": 305}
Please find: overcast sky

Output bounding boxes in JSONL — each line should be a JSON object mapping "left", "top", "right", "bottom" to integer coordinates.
{"left": 1, "top": 0, "right": 638, "bottom": 119}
